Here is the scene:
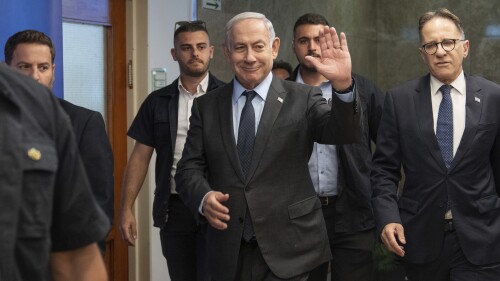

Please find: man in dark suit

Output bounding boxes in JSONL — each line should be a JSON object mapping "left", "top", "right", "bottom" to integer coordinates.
{"left": 119, "top": 21, "right": 224, "bottom": 281}
{"left": 372, "top": 8, "right": 500, "bottom": 281}
{"left": 0, "top": 60, "right": 109, "bottom": 281}
{"left": 289, "top": 13, "right": 384, "bottom": 281}
{"left": 175, "top": 12, "right": 361, "bottom": 281}
{"left": 4, "top": 30, "right": 114, "bottom": 253}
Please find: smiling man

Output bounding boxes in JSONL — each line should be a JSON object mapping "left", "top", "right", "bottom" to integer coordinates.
{"left": 175, "top": 12, "right": 361, "bottom": 281}
{"left": 372, "top": 8, "right": 500, "bottom": 281}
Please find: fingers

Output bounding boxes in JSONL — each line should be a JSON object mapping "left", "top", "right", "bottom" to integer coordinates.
{"left": 318, "top": 26, "right": 346, "bottom": 51}
{"left": 339, "top": 31, "right": 349, "bottom": 52}
{"left": 119, "top": 211, "right": 137, "bottom": 246}
{"left": 203, "top": 192, "right": 230, "bottom": 230}
{"left": 381, "top": 223, "right": 406, "bottom": 257}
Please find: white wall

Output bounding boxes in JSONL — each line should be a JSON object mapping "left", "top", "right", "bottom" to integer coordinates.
{"left": 147, "top": 1, "right": 193, "bottom": 281}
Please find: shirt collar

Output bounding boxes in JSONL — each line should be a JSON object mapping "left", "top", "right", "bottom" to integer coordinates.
{"left": 232, "top": 72, "right": 272, "bottom": 103}
{"left": 430, "top": 71, "right": 466, "bottom": 96}
{"left": 177, "top": 73, "right": 210, "bottom": 96}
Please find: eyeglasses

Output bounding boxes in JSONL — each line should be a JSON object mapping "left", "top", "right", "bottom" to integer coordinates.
{"left": 174, "top": 20, "right": 206, "bottom": 32}
{"left": 420, "top": 39, "right": 465, "bottom": 55}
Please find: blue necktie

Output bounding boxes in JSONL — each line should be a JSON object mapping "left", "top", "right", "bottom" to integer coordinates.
{"left": 237, "top": 91, "right": 256, "bottom": 241}
{"left": 436, "top": 84, "right": 453, "bottom": 169}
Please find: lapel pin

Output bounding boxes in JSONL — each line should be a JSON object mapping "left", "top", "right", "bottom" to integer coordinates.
{"left": 27, "top": 147, "right": 41, "bottom": 161}
{"left": 475, "top": 96, "right": 480, "bottom": 103}
{"left": 277, "top": 97, "right": 283, "bottom": 103}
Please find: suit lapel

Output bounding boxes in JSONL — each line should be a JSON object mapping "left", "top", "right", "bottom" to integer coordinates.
{"left": 245, "top": 77, "right": 286, "bottom": 183}
{"left": 217, "top": 82, "right": 246, "bottom": 181}
{"left": 452, "top": 75, "right": 483, "bottom": 168}
{"left": 414, "top": 75, "right": 447, "bottom": 168}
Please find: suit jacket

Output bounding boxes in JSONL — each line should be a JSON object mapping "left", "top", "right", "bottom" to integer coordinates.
{"left": 371, "top": 74, "right": 500, "bottom": 265}
{"left": 175, "top": 77, "right": 361, "bottom": 280}
{"left": 59, "top": 99, "right": 114, "bottom": 225}
{"left": 127, "top": 73, "right": 224, "bottom": 228}
{"left": 289, "top": 68, "right": 384, "bottom": 233}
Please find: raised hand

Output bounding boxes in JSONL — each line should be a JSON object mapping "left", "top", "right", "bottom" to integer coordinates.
{"left": 304, "top": 26, "right": 352, "bottom": 91}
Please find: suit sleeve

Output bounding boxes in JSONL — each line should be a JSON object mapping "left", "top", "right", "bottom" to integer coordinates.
{"left": 175, "top": 98, "right": 212, "bottom": 216}
{"left": 312, "top": 84, "right": 362, "bottom": 145}
{"left": 371, "top": 91, "right": 403, "bottom": 235}
{"left": 363, "top": 78, "right": 385, "bottom": 143}
{"left": 491, "top": 113, "right": 500, "bottom": 197}
{"left": 51, "top": 100, "right": 110, "bottom": 251}
{"left": 78, "top": 112, "right": 114, "bottom": 224}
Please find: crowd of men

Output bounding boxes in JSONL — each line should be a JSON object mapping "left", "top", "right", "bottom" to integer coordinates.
{"left": 2, "top": 6, "right": 500, "bottom": 281}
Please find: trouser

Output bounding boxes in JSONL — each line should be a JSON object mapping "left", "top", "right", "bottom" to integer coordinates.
{"left": 404, "top": 229, "right": 500, "bottom": 281}
{"left": 160, "top": 194, "right": 209, "bottom": 281}
{"left": 225, "top": 239, "right": 309, "bottom": 281}
{"left": 308, "top": 196, "right": 376, "bottom": 281}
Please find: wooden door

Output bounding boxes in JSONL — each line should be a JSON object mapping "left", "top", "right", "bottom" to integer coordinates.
{"left": 62, "top": 0, "right": 128, "bottom": 280}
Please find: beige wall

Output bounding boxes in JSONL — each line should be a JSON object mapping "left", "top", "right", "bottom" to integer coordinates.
{"left": 197, "top": 0, "right": 500, "bottom": 91}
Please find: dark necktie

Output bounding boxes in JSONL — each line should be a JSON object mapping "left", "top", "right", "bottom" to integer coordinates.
{"left": 436, "top": 84, "right": 453, "bottom": 169}
{"left": 237, "top": 90, "right": 256, "bottom": 241}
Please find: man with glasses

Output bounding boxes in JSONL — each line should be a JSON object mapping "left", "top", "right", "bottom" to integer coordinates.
{"left": 372, "top": 8, "right": 500, "bottom": 281}
{"left": 289, "top": 13, "right": 384, "bottom": 281}
{"left": 119, "top": 20, "right": 224, "bottom": 281}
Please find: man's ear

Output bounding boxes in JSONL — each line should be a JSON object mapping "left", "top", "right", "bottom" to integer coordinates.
{"left": 171, "top": 48, "right": 178, "bottom": 61}
{"left": 271, "top": 37, "right": 280, "bottom": 59}
{"left": 222, "top": 44, "right": 230, "bottom": 59}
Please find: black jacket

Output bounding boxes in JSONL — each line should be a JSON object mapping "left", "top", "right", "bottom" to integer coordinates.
{"left": 128, "top": 73, "right": 224, "bottom": 228}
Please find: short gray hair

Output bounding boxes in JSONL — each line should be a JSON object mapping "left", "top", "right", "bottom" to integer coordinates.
{"left": 224, "top": 12, "right": 275, "bottom": 50}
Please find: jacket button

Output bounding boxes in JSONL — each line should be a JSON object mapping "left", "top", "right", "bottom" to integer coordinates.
{"left": 238, "top": 217, "right": 244, "bottom": 223}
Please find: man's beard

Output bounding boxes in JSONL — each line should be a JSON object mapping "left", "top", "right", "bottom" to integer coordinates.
{"left": 182, "top": 59, "right": 209, "bottom": 77}
{"left": 300, "top": 52, "right": 320, "bottom": 73}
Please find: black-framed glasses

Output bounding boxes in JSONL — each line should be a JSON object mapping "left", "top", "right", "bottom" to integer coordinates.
{"left": 174, "top": 20, "right": 206, "bottom": 32}
{"left": 420, "top": 39, "right": 465, "bottom": 55}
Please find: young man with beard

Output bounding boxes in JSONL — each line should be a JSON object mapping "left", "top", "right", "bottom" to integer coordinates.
{"left": 290, "top": 13, "right": 385, "bottom": 281}
{"left": 119, "top": 20, "right": 224, "bottom": 281}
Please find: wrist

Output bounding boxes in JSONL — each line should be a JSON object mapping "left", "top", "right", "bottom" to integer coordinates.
{"left": 333, "top": 78, "right": 354, "bottom": 94}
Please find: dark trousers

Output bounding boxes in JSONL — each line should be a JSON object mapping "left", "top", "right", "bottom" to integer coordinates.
{"left": 227, "top": 240, "right": 309, "bottom": 281}
{"left": 308, "top": 198, "right": 376, "bottom": 281}
{"left": 160, "top": 194, "right": 209, "bottom": 281}
{"left": 404, "top": 230, "right": 500, "bottom": 281}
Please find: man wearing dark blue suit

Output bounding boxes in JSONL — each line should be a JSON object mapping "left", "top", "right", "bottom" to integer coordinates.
{"left": 4, "top": 30, "right": 114, "bottom": 253}
{"left": 372, "top": 8, "right": 500, "bottom": 281}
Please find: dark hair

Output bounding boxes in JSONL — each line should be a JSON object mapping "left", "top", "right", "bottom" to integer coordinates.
{"left": 418, "top": 8, "right": 465, "bottom": 42}
{"left": 174, "top": 21, "right": 209, "bottom": 45}
{"left": 272, "top": 60, "right": 293, "bottom": 76}
{"left": 4, "top": 30, "right": 55, "bottom": 65}
{"left": 293, "top": 13, "right": 330, "bottom": 36}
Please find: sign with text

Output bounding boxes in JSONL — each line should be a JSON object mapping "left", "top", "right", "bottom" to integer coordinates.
{"left": 202, "top": 0, "right": 221, "bottom": 11}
